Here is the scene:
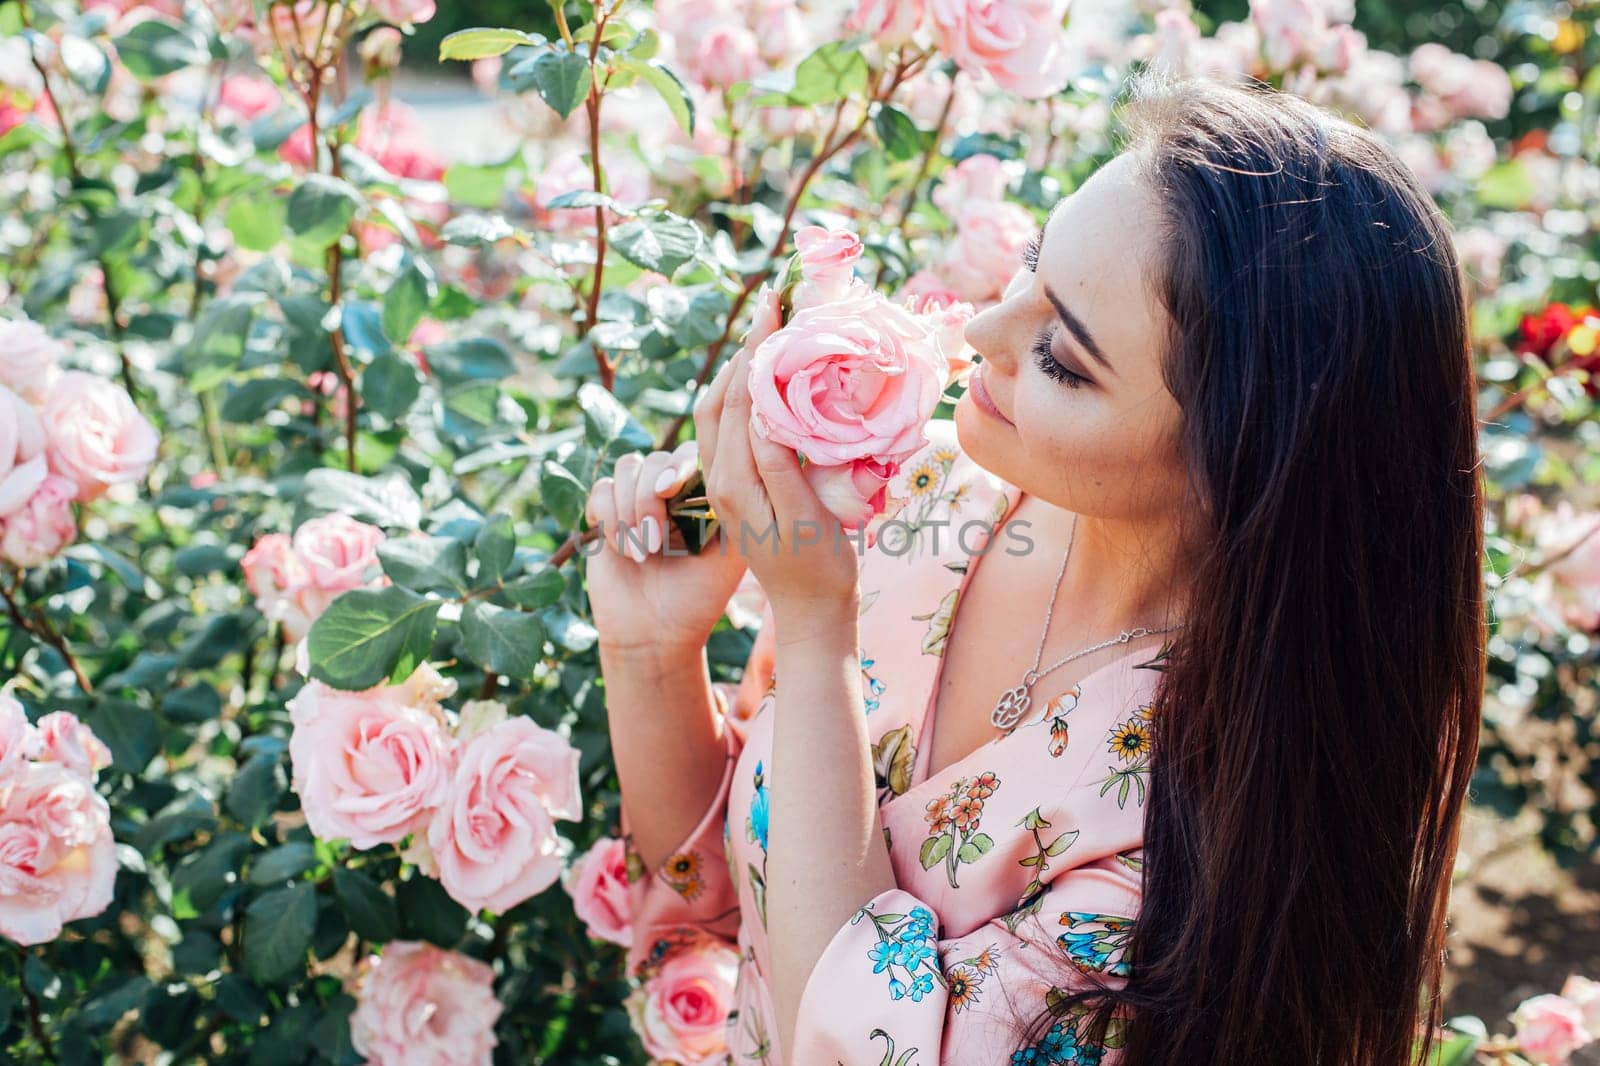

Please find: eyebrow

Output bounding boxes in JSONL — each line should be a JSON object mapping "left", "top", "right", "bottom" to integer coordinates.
{"left": 1043, "top": 285, "right": 1115, "bottom": 376}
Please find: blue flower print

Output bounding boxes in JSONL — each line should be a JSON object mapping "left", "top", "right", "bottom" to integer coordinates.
{"left": 861, "top": 653, "right": 887, "bottom": 714}
{"left": 868, "top": 939, "right": 897, "bottom": 974}
{"left": 746, "top": 761, "right": 769, "bottom": 852}
{"left": 852, "top": 902, "right": 946, "bottom": 1005}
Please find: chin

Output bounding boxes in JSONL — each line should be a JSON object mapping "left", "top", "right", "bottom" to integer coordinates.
{"left": 952, "top": 396, "right": 1008, "bottom": 480}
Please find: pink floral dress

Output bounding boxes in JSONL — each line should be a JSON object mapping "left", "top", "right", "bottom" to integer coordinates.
{"left": 622, "top": 418, "right": 1163, "bottom": 1065}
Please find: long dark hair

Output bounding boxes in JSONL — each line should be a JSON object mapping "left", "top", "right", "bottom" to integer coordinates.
{"left": 1023, "top": 68, "right": 1486, "bottom": 1064}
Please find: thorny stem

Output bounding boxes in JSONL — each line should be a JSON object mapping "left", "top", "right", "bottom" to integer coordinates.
{"left": 581, "top": 4, "right": 615, "bottom": 391}
{"left": 1, "top": 577, "right": 93, "bottom": 695}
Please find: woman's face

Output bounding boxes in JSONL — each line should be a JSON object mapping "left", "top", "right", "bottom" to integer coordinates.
{"left": 956, "top": 151, "right": 1188, "bottom": 525}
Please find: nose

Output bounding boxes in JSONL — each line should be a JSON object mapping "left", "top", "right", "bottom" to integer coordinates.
{"left": 963, "top": 267, "right": 1033, "bottom": 373}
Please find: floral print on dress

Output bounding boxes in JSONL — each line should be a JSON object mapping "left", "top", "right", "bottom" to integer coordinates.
{"left": 941, "top": 943, "right": 1001, "bottom": 1014}
{"left": 920, "top": 771, "right": 1000, "bottom": 888}
{"left": 857, "top": 902, "right": 944, "bottom": 1003}
{"left": 912, "top": 587, "right": 959, "bottom": 657}
{"left": 872, "top": 723, "right": 916, "bottom": 802}
{"left": 862, "top": 651, "right": 888, "bottom": 714}
{"left": 661, "top": 849, "right": 704, "bottom": 902}
{"left": 745, "top": 760, "right": 769, "bottom": 928}
{"left": 1096, "top": 703, "right": 1154, "bottom": 810}
{"left": 1057, "top": 912, "right": 1135, "bottom": 977}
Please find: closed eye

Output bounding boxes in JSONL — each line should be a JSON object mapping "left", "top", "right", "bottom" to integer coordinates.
{"left": 1032, "top": 327, "right": 1089, "bottom": 389}
{"left": 1022, "top": 231, "right": 1043, "bottom": 273}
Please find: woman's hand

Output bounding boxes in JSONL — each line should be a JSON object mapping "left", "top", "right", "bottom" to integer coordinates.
{"left": 694, "top": 341, "right": 861, "bottom": 641}
{"left": 584, "top": 438, "right": 750, "bottom": 661}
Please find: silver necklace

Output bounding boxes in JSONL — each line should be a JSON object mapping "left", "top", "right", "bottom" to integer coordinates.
{"left": 989, "top": 513, "right": 1185, "bottom": 731}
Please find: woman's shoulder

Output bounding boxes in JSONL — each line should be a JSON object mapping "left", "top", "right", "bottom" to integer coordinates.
{"left": 867, "top": 418, "right": 1019, "bottom": 553}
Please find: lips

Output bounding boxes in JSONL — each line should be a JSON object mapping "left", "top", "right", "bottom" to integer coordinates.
{"left": 968, "top": 363, "right": 1014, "bottom": 426}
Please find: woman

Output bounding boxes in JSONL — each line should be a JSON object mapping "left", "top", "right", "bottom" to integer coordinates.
{"left": 587, "top": 68, "right": 1484, "bottom": 1066}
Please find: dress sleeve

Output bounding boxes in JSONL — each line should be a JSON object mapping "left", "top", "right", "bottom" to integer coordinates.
{"left": 789, "top": 851, "right": 1139, "bottom": 1065}
{"left": 621, "top": 603, "right": 778, "bottom": 977}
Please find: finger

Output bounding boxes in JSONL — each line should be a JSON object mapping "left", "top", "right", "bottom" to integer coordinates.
{"left": 586, "top": 476, "right": 619, "bottom": 555}
{"left": 634, "top": 451, "right": 679, "bottom": 555}
{"left": 711, "top": 346, "right": 769, "bottom": 531}
{"left": 693, "top": 351, "right": 737, "bottom": 484}
{"left": 652, "top": 440, "right": 700, "bottom": 496}
{"left": 748, "top": 415, "right": 820, "bottom": 527}
{"left": 611, "top": 452, "right": 648, "bottom": 563}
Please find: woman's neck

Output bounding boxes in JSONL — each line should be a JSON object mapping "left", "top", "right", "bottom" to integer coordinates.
{"left": 1010, "top": 491, "right": 1193, "bottom": 637}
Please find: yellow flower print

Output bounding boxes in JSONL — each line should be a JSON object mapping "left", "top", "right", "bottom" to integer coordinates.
{"left": 949, "top": 482, "right": 970, "bottom": 512}
{"left": 1108, "top": 720, "right": 1151, "bottom": 763}
{"left": 663, "top": 850, "right": 704, "bottom": 901}
{"left": 932, "top": 447, "right": 958, "bottom": 465}
{"left": 906, "top": 462, "right": 940, "bottom": 497}
{"left": 946, "top": 965, "right": 981, "bottom": 1013}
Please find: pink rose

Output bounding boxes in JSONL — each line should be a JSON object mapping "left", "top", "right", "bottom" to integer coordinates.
{"left": 942, "top": 200, "right": 1037, "bottom": 304}
{"left": 1249, "top": 0, "right": 1326, "bottom": 71}
{"left": 625, "top": 938, "right": 740, "bottom": 1065}
{"left": 1562, "top": 976, "right": 1600, "bottom": 1036}
{"left": 0, "top": 474, "right": 77, "bottom": 569}
{"left": 747, "top": 285, "right": 947, "bottom": 469}
{"left": 241, "top": 532, "right": 312, "bottom": 637}
{"left": 1512, "top": 993, "right": 1593, "bottom": 1065}
{"left": 930, "top": 153, "right": 1016, "bottom": 218}
{"left": 371, "top": 0, "right": 435, "bottom": 27}
{"left": 358, "top": 102, "right": 445, "bottom": 182}
{"left": 289, "top": 512, "right": 386, "bottom": 622}
{"left": 901, "top": 270, "right": 964, "bottom": 309}
{"left": 0, "top": 385, "right": 48, "bottom": 517}
{"left": 427, "top": 716, "right": 582, "bottom": 914}
{"left": 0, "top": 318, "right": 64, "bottom": 402}
{"left": 287, "top": 665, "right": 458, "bottom": 851}
{"left": 0, "top": 762, "right": 117, "bottom": 945}
{"left": 562, "top": 836, "right": 633, "bottom": 946}
{"left": 803, "top": 457, "right": 897, "bottom": 533}
{"left": 1530, "top": 503, "right": 1600, "bottom": 633}
{"left": 39, "top": 371, "right": 158, "bottom": 503}
{"left": 32, "top": 712, "right": 111, "bottom": 780}
{"left": 0, "top": 689, "right": 37, "bottom": 782}
{"left": 269, "top": 0, "right": 346, "bottom": 63}
{"left": 791, "top": 225, "right": 864, "bottom": 310}
{"left": 847, "top": 0, "right": 924, "bottom": 47}
{"left": 696, "top": 24, "right": 763, "bottom": 88}
{"left": 908, "top": 291, "right": 977, "bottom": 385}
{"left": 215, "top": 75, "right": 280, "bottom": 124}
{"left": 350, "top": 941, "right": 502, "bottom": 1066}
{"left": 928, "top": 0, "right": 1071, "bottom": 98}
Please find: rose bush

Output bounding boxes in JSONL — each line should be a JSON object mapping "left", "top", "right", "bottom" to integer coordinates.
{"left": 0, "top": 0, "right": 1596, "bottom": 1062}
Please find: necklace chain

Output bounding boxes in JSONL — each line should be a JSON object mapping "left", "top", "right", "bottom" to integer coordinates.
{"left": 988, "top": 513, "right": 1185, "bottom": 731}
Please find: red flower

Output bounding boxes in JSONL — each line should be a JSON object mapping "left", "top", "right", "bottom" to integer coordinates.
{"left": 1517, "top": 302, "right": 1582, "bottom": 360}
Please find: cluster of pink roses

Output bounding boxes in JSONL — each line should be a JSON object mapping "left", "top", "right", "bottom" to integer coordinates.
{"left": 1510, "top": 976, "right": 1600, "bottom": 1065}
{"left": 0, "top": 317, "right": 158, "bottom": 569}
{"left": 241, "top": 512, "right": 387, "bottom": 642}
{"left": 0, "top": 687, "right": 117, "bottom": 946}
{"left": 847, "top": 0, "right": 1073, "bottom": 99}
{"left": 739, "top": 224, "right": 974, "bottom": 534}
{"left": 913, "top": 152, "right": 1036, "bottom": 306}
{"left": 350, "top": 940, "right": 501, "bottom": 1066}
{"left": 288, "top": 670, "right": 583, "bottom": 915}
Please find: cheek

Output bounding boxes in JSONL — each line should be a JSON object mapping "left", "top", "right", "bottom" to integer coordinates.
{"left": 1014, "top": 387, "right": 1180, "bottom": 495}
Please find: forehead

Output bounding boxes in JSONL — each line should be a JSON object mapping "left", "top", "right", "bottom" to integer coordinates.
{"left": 1039, "top": 153, "right": 1167, "bottom": 374}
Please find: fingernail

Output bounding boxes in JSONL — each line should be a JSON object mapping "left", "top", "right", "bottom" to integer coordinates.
{"left": 628, "top": 537, "right": 647, "bottom": 563}
{"left": 642, "top": 516, "right": 661, "bottom": 553}
{"left": 655, "top": 467, "right": 679, "bottom": 493}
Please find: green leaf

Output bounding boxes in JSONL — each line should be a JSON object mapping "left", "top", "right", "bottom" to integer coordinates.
{"left": 332, "top": 868, "right": 400, "bottom": 941}
{"left": 114, "top": 19, "right": 205, "bottom": 79}
{"left": 1475, "top": 159, "right": 1535, "bottom": 211}
{"left": 220, "top": 377, "right": 300, "bottom": 422}
{"left": 966, "top": 832, "right": 995, "bottom": 855}
{"left": 170, "top": 833, "right": 252, "bottom": 913}
{"left": 578, "top": 381, "right": 653, "bottom": 451}
{"left": 614, "top": 57, "right": 694, "bottom": 135}
{"left": 440, "top": 213, "right": 515, "bottom": 247}
{"left": 226, "top": 753, "right": 286, "bottom": 828}
{"left": 77, "top": 977, "right": 154, "bottom": 1031}
{"left": 300, "top": 468, "right": 423, "bottom": 529}
{"left": 919, "top": 833, "right": 952, "bottom": 870}
{"left": 287, "top": 174, "right": 362, "bottom": 248}
{"left": 225, "top": 188, "right": 287, "bottom": 252}
{"left": 248, "top": 842, "right": 318, "bottom": 886}
{"left": 873, "top": 104, "right": 924, "bottom": 162}
{"left": 382, "top": 256, "right": 434, "bottom": 345}
{"left": 377, "top": 535, "right": 469, "bottom": 596}
{"left": 754, "top": 41, "right": 868, "bottom": 107}
{"left": 186, "top": 293, "right": 261, "bottom": 393}
{"left": 540, "top": 460, "right": 588, "bottom": 528}
{"left": 363, "top": 353, "right": 422, "bottom": 419}
{"left": 444, "top": 159, "right": 516, "bottom": 209}
{"left": 87, "top": 702, "right": 161, "bottom": 773}
{"left": 474, "top": 513, "right": 516, "bottom": 585}
{"left": 306, "top": 586, "right": 442, "bottom": 691}
{"left": 243, "top": 883, "right": 318, "bottom": 984}
{"left": 609, "top": 212, "right": 704, "bottom": 277}
{"left": 1045, "top": 830, "right": 1079, "bottom": 857}
{"left": 503, "top": 566, "right": 565, "bottom": 609}
{"left": 461, "top": 601, "right": 545, "bottom": 679}
{"left": 424, "top": 337, "right": 514, "bottom": 382}
{"left": 396, "top": 873, "right": 468, "bottom": 945}
{"left": 530, "top": 51, "right": 593, "bottom": 119}
{"left": 162, "top": 685, "right": 222, "bottom": 724}
{"left": 438, "top": 27, "right": 545, "bottom": 61}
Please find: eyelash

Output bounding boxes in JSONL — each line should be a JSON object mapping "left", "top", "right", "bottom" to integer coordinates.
{"left": 1032, "top": 327, "right": 1088, "bottom": 389}
{"left": 1022, "top": 233, "right": 1042, "bottom": 272}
